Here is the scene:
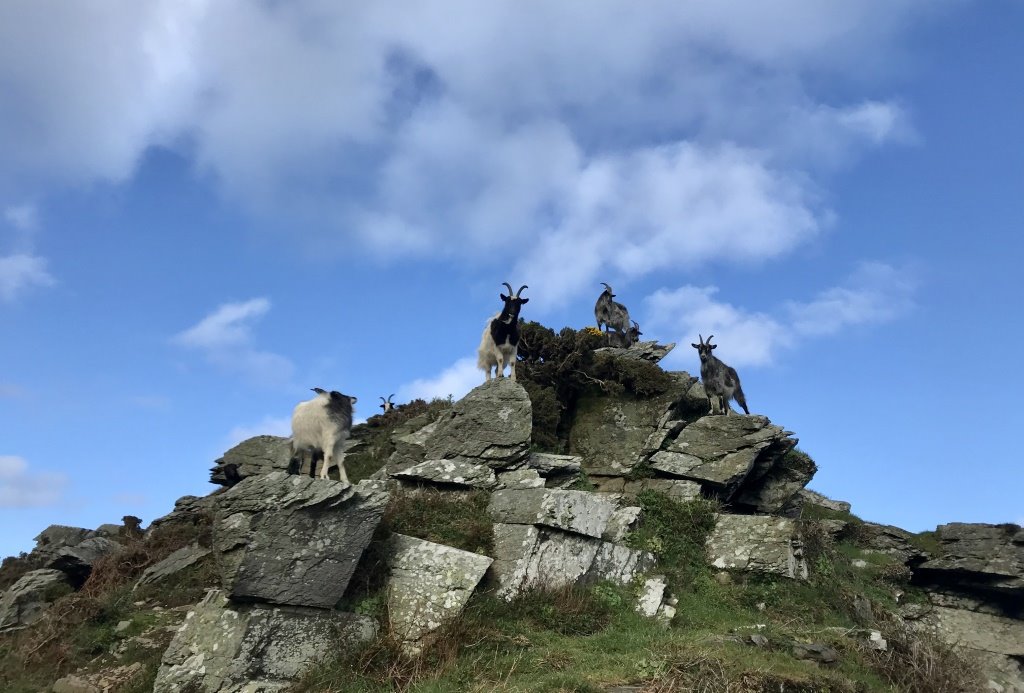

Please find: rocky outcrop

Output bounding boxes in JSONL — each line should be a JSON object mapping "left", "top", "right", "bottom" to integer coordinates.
{"left": 798, "top": 489, "right": 851, "bottom": 514}
{"left": 915, "top": 523, "right": 1023, "bottom": 601}
{"left": 393, "top": 458, "right": 497, "bottom": 489}
{"left": 424, "top": 379, "right": 532, "bottom": 469}
{"left": 209, "top": 435, "right": 292, "bottom": 485}
{"left": 594, "top": 340, "right": 676, "bottom": 364}
{"left": 153, "top": 589, "right": 376, "bottom": 693}
{"left": 383, "top": 534, "right": 492, "bottom": 648}
{"left": 488, "top": 488, "right": 618, "bottom": 539}
{"left": 30, "top": 525, "right": 93, "bottom": 562}
{"left": 592, "top": 476, "right": 702, "bottom": 502}
{"left": 0, "top": 568, "right": 68, "bottom": 632}
{"left": 212, "top": 471, "right": 388, "bottom": 608}
{"left": 49, "top": 536, "right": 123, "bottom": 587}
{"left": 857, "top": 521, "right": 929, "bottom": 565}
{"left": 706, "top": 514, "right": 808, "bottom": 579}
{"left": 135, "top": 544, "right": 211, "bottom": 590}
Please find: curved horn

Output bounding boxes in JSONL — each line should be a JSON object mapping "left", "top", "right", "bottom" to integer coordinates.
{"left": 706, "top": 335, "right": 714, "bottom": 344}
{"left": 388, "top": 394, "right": 395, "bottom": 403}
{"left": 379, "top": 396, "right": 386, "bottom": 403}
{"left": 600, "top": 282, "right": 613, "bottom": 292}
{"left": 502, "top": 282, "right": 514, "bottom": 295}
{"left": 632, "top": 320, "right": 639, "bottom": 329}
{"left": 515, "top": 284, "right": 528, "bottom": 297}
{"left": 697, "top": 334, "right": 704, "bottom": 345}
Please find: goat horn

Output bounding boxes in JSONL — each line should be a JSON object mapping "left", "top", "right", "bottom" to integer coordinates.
{"left": 502, "top": 282, "right": 514, "bottom": 295}
{"left": 706, "top": 334, "right": 714, "bottom": 344}
{"left": 388, "top": 394, "right": 395, "bottom": 402}
{"left": 379, "top": 396, "right": 386, "bottom": 403}
{"left": 516, "top": 284, "right": 528, "bottom": 297}
{"left": 601, "top": 282, "right": 613, "bottom": 292}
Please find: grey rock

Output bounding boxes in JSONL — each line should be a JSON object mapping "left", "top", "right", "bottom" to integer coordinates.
{"left": 919, "top": 605, "right": 1024, "bottom": 658}
{"left": 857, "top": 521, "right": 929, "bottom": 564}
{"left": 135, "top": 544, "right": 212, "bottom": 590}
{"left": 153, "top": 589, "right": 376, "bottom": 693}
{"left": 383, "top": 534, "right": 492, "bottom": 646}
{"left": 212, "top": 471, "right": 388, "bottom": 608}
{"left": 424, "top": 379, "right": 532, "bottom": 469}
{"left": 93, "top": 523, "right": 125, "bottom": 539}
{"left": 651, "top": 416, "right": 797, "bottom": 506}
{"left": 210, "top": 435, "right": 293, "bottom": 486}
{"left": 488, "top": 488, "right": 617, "bottom": 539}
{"left": 528, "top": 452, "right": 582, "bottom": 475}
{"left": 636, "top": 575, "right": 668, "bottom": 617}
{"left": 392, "top": 458, "right": 497, "bottom": 489}
{"left": 51, "top": 674, "right": 99, "bottom": 693}
{"left": 593, "top": 340, "right": 676, "bottom": 364}
{"left": 149, "top": 494, "right": 217, "bottom": 531}
{"left": 31, "top": 525, "right": 92, "bottom": 561}
{"left": 569, "top": 371, "right": 705, "bottom": 475}
{"left": 49, "top": 536, "right": 123, "bottom": 586}
{"left": 497, "top": 468, "right": 546, "bottom": 489}
{"left": 917, "top": 523, "right": 1024, "bottom": 595}
{"left": 382, "top": 418, "right": 440, "bottom": 475}
{"left": 491, "top": 524, "right": 601, "bottom": 600}
{"left": 798, "top": 489, "right": 852, "bottom": 514}
{"left": 624, "top": 478, "right": 702, "bottom": 502}
{"left": 733, "top": 445, "right": 814, "bottom": 513}
{"left": 583, "top": 542, "right": 656, "bottom": 585}
{"left": 792, "top": 642, "right": 839, "bottom": 665}
{"left": 0, "top": 569, "right": 68, "bottom": 632}
{"left": 603, "top": 506, "right": 642, "bottom": 543}
{"left": 706, "top": 514, "right": 808, "bottom": 579}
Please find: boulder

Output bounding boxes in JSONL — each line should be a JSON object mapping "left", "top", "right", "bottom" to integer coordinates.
{"left": 378, "top": 416, "right": 440, "bottom": 476}
{"left": 383, "top": 534, "right": 492, "bottom": 647}
{"left": 603, "top": 506, "right": 642, "bottom": 543}
{"left": 798, "top": 489, "right": 852, "bottom": 514}
{"left": 915, "top": 523, "right": 1024, "bottom": 598}
{"left": 0, "top": 568, "right": 68, "bottom": 632}
{"left": 527, "top": 452, "right": 582, "bottom": 476}
{"left": 636, "top": 575, "right": 668, "bottom": 617}
{"left": 583, "top": 542, "right": 656, "bottom": 585}
{"left": 392, "top": 458, "right": 497, "bottom": 489}
{"left": 148, "top": 493, "right": 217, "bottom": 531}
{"left": 491, "top": 524, "right": 601, "bottom": 600}
{"left": 212, "top": 471, "right": 388, "bottom": 608}
{"left": 569, "top": 372, "right": 704, "bottom": 475}
{"left": 857, "top": 521, "right": 929, "bottom": 565}
{"left": 135, "top": 544, "right": 212, "bottom": 590}
{"left": 31, "top": 525, "right": 92, "bottom": 561}
{"left": 594, "top": 340, "right": 676, "bottom": 364}
{"left": 424, "top": 379, "right": 532, "bottom": 469}
{"left": 497, "top": 468, "right": 546, "bottom": 490}
{"left": 919, "top": 605, "right": 1024, "bottom": 658}
{"left": 733, "top": 447, "right": 815, "bottom": 513}
{"left": 49, "top": 536, "right": 123, "bottom": 587}
{"left": 209, "top": 435, "right": 292, "bottom": 486}
{"left": 153, "top": 589, "right": 376, "bottom": 693}
{"left": 706, "top": 514, "right": 808, "bottom": 579}
{"left": 650, "top": 416, "right": 797, "bottom": 504}
{"left": 488, "top": 488, "right": 618, "bottom": 539}
{"left": 53, "top": 664, "right": 144, "bottom": 693}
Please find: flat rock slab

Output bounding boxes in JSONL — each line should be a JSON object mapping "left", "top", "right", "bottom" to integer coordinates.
{"left": 213, "top": 471, "right": 388, "bottom": 608}
{"left": 798, "top": 489, "right": 852, "bottom": 514}
{"left": 210, "top": 435, "right": 292, "bottom": 486}
{"left": 49, "top": 536, "right": 123, "bottom": 587}
{"left": 153, "top": 589, "right": 376, "bottom": 693}
{"left": 706, "top": 514, "right": 808, "bottom": 579}
{"left": 135, "top": 544, "right": 212, "bottom": 590}
{"left": 392, "top": 458, "right": 497, "bottom": 489}
{"left": 595, "top": 477, "right": 703, "bottom": 503}
{"left": 497, "top": 468, "right": 546, "bottom": 489}
{"left": 733, "top": 445, "right": 811, "bottom": 513}
{"left": 384, "top": 534, "right": 493, "bottom": 645}
{"left": 651, "top": 415, "right": 795, "bottom": 501}
{"left": 584, "top": 542, "right": 656, "bottom": 585}
{"left": 488, "top": 488, "right": 617, "bottom": 539}
{"left": 424, "top": 379, "right": 532, "bottom": 469}
{"left": 916, "top": 523, "right": 1024, "bottom": 593}
{"left": 0, "top": 568, "right": 68, "bottom": 632}
{"left": 528, "top": 453, "right": 582, "bottom": 475}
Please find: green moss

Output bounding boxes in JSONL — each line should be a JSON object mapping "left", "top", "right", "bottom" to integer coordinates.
{"left": 624, "top": 492, "right": 718, "bottom": 593}
{"left": 382, "top": 488, "right": 494, "bottom": 556}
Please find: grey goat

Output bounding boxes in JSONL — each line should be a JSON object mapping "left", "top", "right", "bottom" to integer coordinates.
{"left": 691, "top": 335, "right": 749, "bottom": 416}
{"left": 594, "top": 282, "right": 632, "bottom": 338}
{"left": 607, "top": 320, "right": 643, "bottom": 348}
{"left": 288, "top": 388, "right": 357, "bottom": 481}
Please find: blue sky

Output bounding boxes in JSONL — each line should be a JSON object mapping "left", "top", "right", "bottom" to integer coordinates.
{"left": 1, "top": 1, "right": 1021, "bottom": 558}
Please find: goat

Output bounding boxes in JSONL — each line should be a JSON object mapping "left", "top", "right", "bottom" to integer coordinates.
{"left": 289, "top": 387, "right": 357, "bottom": 481}
{"left": 691, "top": 335, "right": 749, "bottom": 416}
{"left": 379, "top": 394, "right": 396, "bottom": 414}
{"left": 477, "top": 282, "right": 529, "bottom": 382}
{"left": 606, "top": 320, "right": 642, "bottom": 348}
{"left": 594, "top": 282, "right": 632, "bottom": 338}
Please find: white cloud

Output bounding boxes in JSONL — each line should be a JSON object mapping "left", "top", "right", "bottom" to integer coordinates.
{"left": 0, "top": 455, "right": 68, "bottom": 508}
{"left": 174, "top": 298, "right": 294, "bottom": 386}
{"left": 0, "top": 253, "right": 56, "bottom": 302}
{"left": 398, "top": 356, "right": 481, "bottom": 403}
{"left": 649, "top": 262, "right": 917, "bottom": 368}
{"left": 4, "top": 203, "right": 37, "bottom": 231}
{"left": 225, "top": 415, "right": 292, "bottom": 448}
{"left": 0, "top": 2, "right": 943, "bottom": 304}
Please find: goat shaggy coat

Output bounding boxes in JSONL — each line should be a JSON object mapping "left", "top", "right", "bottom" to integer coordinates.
{"left": 290, "top": 388, "right": 356, "bottom": 481}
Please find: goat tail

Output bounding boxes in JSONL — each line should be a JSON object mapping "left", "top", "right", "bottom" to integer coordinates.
{"left": 733, "top": 385, "right": 750, "bottom": 415}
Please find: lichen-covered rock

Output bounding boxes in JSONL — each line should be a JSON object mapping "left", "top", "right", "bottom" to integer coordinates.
{"left": 594, "top": 340, "right": 676, "bottom": 364}
{"left": 53, "top": 664, "right": 144, "bottom": 693}
{"left": 31, "top": 525, "right": 92, "bottom": 562}
{"left": 706, "top": 514, "right": 808, "bottom": 579}
{"left": 135, "top": 544, "right": 211, "bottom": 590}
{"left": 733, "top": 446, "right": 814, "bottom": 513}
{"left": 392, "top": 458, "right": 497, "bottom": 489}
{"left": 603, "top": 506, "right": 642, "bottom": 543}
{"left": 213, "top": 472, "right": 387, "bottom": 608}
{"left": 919, "top": 605, "right": 1024, "bottom": 657}
{"left": 49, "top": 536, "right": 123, "bottom": 587}
{"left": 594, "top": 477, "right": 702, "bottom": 503}
{"left": 487, "top": 488, "right": 617, "bottom": 539}
{"left": 153, "top": 589, "right": 376, "bottom": 693}
{"left": 497, "top": 468, "right": 546, "bottom": 489}
{"left": 916, "top": 523, "right": 1023, "bottom": 594}
{"left": 636, "top": 575, "right": 668, "bottom": 617}
{"left": 424, "top": 379, "right": 531, "bottom": 469}
{"left": 528, "top": 452, "right": 582, "bottom": 476}
{"left": 209, "top": 435, "right": 292, "bottom": 486}
{"left": 650, "top": 416, "right": 796, "bottom": 503}
{"left": 569, "top": 372, "right": 704, "bottom": 475}
{"left": 383, "top": 534, "right": 492, "bottom": 646}
{"left": 856, "top": 521, "right": 929, "bottom": 564}
{"left": 378, "top": 417, "right": 439, "bottom": 476}
{"left": 491, "top": 524, "right": 601, "bottom": 599}
{"left": 798, "top": 489, "right": 852, "bottom": 514}
{"left": 0, "top": 568, "right": 68, "bottom": 632}
{"left": 583, "top": 542, "right": 656, "bottom": 585}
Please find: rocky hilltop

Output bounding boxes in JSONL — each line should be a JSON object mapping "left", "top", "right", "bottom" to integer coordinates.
{"left": 1, "top": 336, "right": 1021, "bottom": 692}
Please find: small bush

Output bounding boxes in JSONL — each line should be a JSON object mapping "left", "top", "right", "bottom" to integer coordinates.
{"left": 866, "top": 620, "right": 986, "bottom": 692}
{"left": 625, "top": 492, "right": 718, "bottom": 592}
{"left": 383, "top": 488, "right": 494, "bottom": 556}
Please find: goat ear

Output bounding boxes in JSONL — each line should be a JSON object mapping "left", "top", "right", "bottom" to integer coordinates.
{"left": 500, "top": 293, "right": 509, "bottom": 301}
{"left": 691, "top": 343, "right": 700, "bottom": 348}
{"left": 349, "top": 396, "right": 358, "bottom": 404}
{"left": 710, "top": 344, "right": 717, "bottom": 350}
{"left": 519, "top": 297, "right": 529, "bottom": 304}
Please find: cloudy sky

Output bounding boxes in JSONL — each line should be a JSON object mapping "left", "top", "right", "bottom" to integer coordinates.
{"left": 1, "top": 1, "right": 1021, "bottom": 557}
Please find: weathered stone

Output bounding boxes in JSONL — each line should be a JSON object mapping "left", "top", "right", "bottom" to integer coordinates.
{"left": 148, "top": 493, "right": 217, "bottom": 531}
{"left": 210, "top": 435, "right": 293, "bottom": 486}
{"left": 706, "top": 514, "right": 808, "bottom": 579}
{"left": 733, "top": 446, "right": 814, "bottom": 513}
{"left": 383, "top": 534, "right": 492, "bottom": 646}
{"left": 491, "top": 524, "right": 600, "bottom": 600}
{"left": 497, "top": 468, "right": 546, "bottom": 489}
{"left": 636, "top": 575, "right": 668, "bottom": 617}
{"left": 651, "top": 416, "right": 796, "bottom": 505}
{"left": 528, "top": 452, "right": 582, "bottom": 476}
{"left": 920, "top": 605, "right": 1024, "bottom": 657}
{"left": 135, "top": 544, "right": 212, "bottom": 590}
{"left": 623, "top": 478, "right": 703, "bottom": 502}
{"left": 213, "top": 472, "right": 387, "bottom": 608}
{"left": 584, "top": 542, "right": 656, "bottom": 585}
{"left": 857, "top": 521, "right": 929, "bottom": 564}
{"left": 593, "top": 340, "right": 676, "bottom": 364}
{"left": 0, "top": 569, "right": 68, "bottom": 632}
{"left": 31, "top": 525, "right": 92, "bottom": 561}
{"left": 792, "top": 642, "right": 839, "bottom": 665}
{"left": 49, "top": 536, "right": 123, "bottom": 587}
{"left": 916, "top": 523, "right": 1024, "bottom": 596}
{"left": 488, "top": 488, "right": 617, "bottom": 539}
{"left": 603, "top": 506, "right": 642, "bottom": 543}
{"left": 392, "top": 458, "right": 497, "bottom": 489}
{"left": 798, "top": 489, "right": 852, "bottom": 514}
{"left": 153, "top": 589, "right": 376, "bottom": 693}
{"left": 569, "top": 372, "right": 705, "bottom": 474}
{"left": 381, "top": 418, "right": 440, "bottom": 475}
{"left": 424, "top": 379, "right": 531, "bottom": 469}
{"left": 52, "top": 674, "right": 100, "bottom": 693}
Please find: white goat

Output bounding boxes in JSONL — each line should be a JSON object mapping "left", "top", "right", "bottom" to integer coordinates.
{"left": 477, "top": 282, "right": 529, "bottom": 382}
{"left": 289, "top": 388, "right": 357, "bottom": 481}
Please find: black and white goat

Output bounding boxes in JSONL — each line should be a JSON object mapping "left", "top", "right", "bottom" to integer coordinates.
{"left": 288, "top": 387, "right": 357, "bottom": 481}
{"left": 594, "top": 282, "right": 632, "bottom": 339}
{"left": 691, "top": 335, "right": 749, "bottom": 416}
{"left": 379, "top": 394, "right": 396, "bottom": 414}
{"left": 477, "top": 282, "right": 529, "bottom": 382}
